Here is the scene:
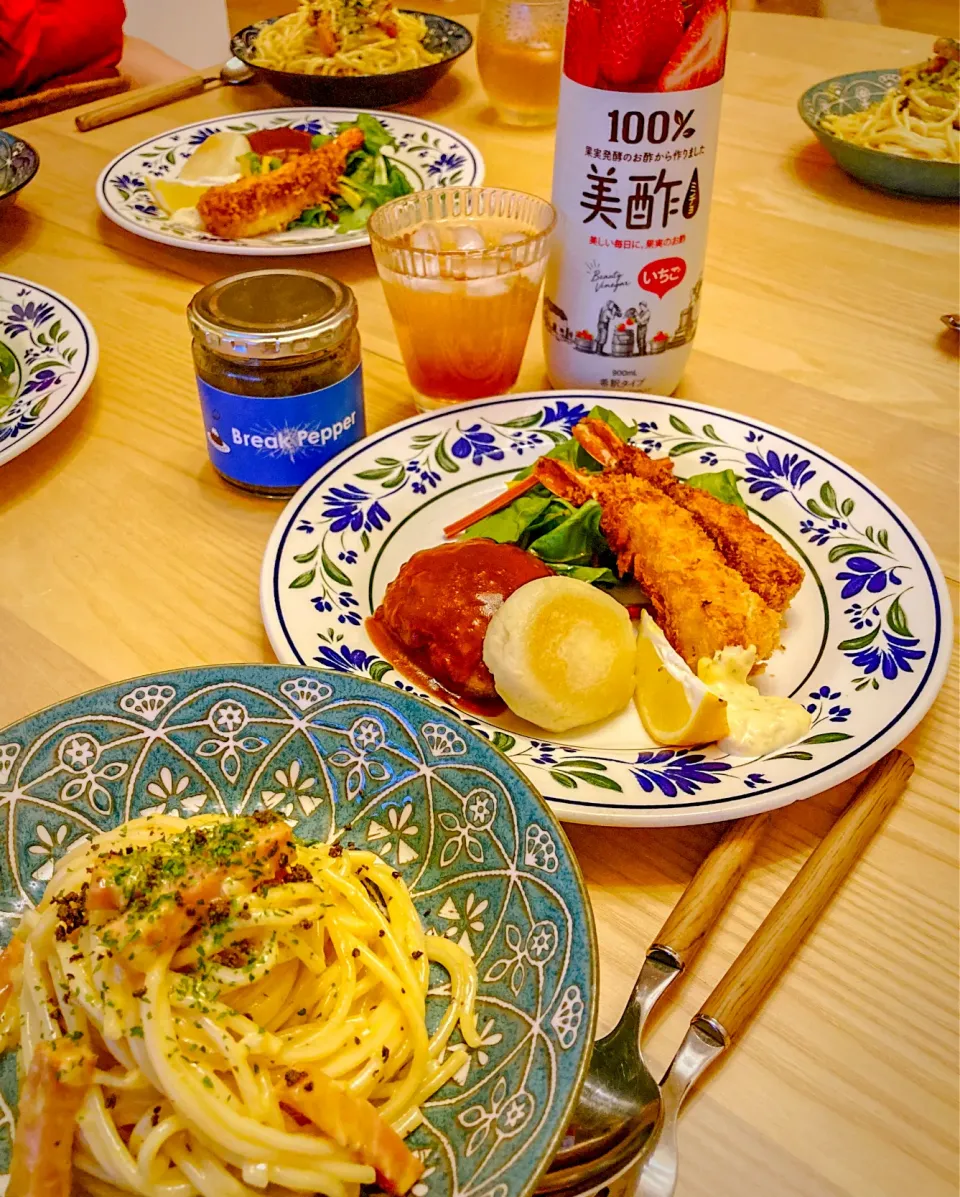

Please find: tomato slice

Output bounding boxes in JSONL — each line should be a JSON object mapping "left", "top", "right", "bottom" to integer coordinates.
{"left": 247, "top": 128, "right": 315, "bottom": 156}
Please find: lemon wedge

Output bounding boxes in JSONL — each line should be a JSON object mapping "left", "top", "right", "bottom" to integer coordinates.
{"left": 634, "top": 611, "right": 729, "bottom": 746}
{"left": 147, "top": 177, "right": 215, "bottom": 215}
{"left": 178, "top": 131, "right": 250, "bottom": 181}
{"left": 483, "top": 576, "right": 636, "bottom": 732}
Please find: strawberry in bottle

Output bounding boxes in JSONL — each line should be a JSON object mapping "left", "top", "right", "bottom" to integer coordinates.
{"left": 543, "top": 0, "right": 730, "bottom": 395}
{"left": 564, "top": 0, "right": 601, "bottom": 88}
{"left": 600, "top": 0, "right": 683, "bottom": 88}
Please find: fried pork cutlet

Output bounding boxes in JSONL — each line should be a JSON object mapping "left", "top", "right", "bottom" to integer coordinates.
{"left": 573, "top": 418, "right": 804, "bottom": 613}
{"left": 196, "top": 126, "right": 366, "bottom": 240}
{"left": 534, "top": 457, "right": 783, "bottom": 669}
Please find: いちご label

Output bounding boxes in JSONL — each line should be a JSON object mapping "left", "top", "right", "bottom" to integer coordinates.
{"left": 197, "top": 365, "right": 364, "bottom": 492}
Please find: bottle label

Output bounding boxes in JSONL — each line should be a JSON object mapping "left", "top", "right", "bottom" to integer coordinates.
{"left": 197, "top": 365, "right": 365, "bottom": 491}
{"left": 544, "top": 75, "right": 724, "bottom": 394}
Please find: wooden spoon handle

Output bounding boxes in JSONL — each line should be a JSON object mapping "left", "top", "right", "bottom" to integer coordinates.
{"left": 653, "top": 813, "right": 769, "bottom": 968}
{"left": 75, "top": 75, "right": 207, "bottom": 131}
{"left": 699, "top": 750, "right": 913, "bottom": 1042}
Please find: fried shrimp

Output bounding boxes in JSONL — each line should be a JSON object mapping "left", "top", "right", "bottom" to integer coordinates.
{"left": 572, "top": 418, "right": 804, "bottom": 612}
{"left": 533, "top": 456, "right": 783, "bottom": 668}
{"left": 196, "top": 126, "right": 365, "bottom": 239}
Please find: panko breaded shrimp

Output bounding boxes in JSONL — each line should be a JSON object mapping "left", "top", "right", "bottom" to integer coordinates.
{"left": 197, "top": 126, "right": 365, "bottom": 240}
{"left": 572, "top": 418, "right": 804, "bottom": 613}
{"left": 533, "top": 457, "right": 783, "bottom": 668}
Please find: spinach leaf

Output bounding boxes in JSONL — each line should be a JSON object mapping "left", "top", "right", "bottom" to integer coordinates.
{"left": 528, "top": 500, "right": 605, "bottom": 566}
{"left": 511, "top": 436, "right": 604, "bottom": 482}
{"left": 548, "top": 563, "right": 619, "bottom": 587}
{"left": 461, "top": 492, "right": 554, "bottom": 544}
{"left": 585, "top": 404, "right": 638, "bottom": 442}
{"left": 0, "top": 342, "right": 16, "bottom": 379}
{"left": 684, "top": 468, "right": 746, "bottom": 509}
{"left": 310, "top": 133, "right": 332, "bottom": 149}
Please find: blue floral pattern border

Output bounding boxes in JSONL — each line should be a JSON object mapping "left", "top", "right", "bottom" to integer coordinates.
{"left": 0, "top": 275, "right": 96, "bottom": 466}
{"left": 97, "top": 107, "right": 484, "bottom": 257}
{"left": 263, "top": 393, "right": 950, "bottom": 826}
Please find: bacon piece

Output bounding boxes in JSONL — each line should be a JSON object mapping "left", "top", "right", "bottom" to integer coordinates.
{"left": 0, "top": 937, "right": 23, "bottom": 1014}
{"left": 89, "top": 818, "right": 293, "bottom": 971}
{"left": 8, "top": 1037, "right": 94, "bottom": 1197}
{"left": 280, "top": 1067, "right": 422, "bottom": 1195}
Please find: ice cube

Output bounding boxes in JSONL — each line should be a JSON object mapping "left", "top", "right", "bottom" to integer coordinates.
{"left": 411, "top": 222, "right": 442, "bottom": 252}
{"left": 443, "top": 223, "right": 487, "bottom": 253}
{"left": 499, "top": 231, "right": 528, "bottom": 246}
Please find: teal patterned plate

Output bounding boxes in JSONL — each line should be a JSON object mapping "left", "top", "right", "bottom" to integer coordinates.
{"left": 798, "top": 69, "right": 960, "bottom": 200}
{"left": 96, "top": 108, "right": 484, "bottom": 256}
{"left": 261, "top": 391, "right": 951, "bottom": 827}
{"left": 0, "top": 665, "right": 596, "bottom": 1194}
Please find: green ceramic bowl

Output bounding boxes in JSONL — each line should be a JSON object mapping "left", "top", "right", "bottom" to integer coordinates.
{"left": 798, "top": 68, "right": 959, "bottom": 200}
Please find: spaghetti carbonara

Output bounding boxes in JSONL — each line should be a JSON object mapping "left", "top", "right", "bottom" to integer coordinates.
{"left": 0, "top": 812, "right": 478, "bottom": 1197}
{"left": 821, "top": 37, "right": 959, "bottom": 163}
{"left": 251, "top": 0, "right": 441, "bottom": 77}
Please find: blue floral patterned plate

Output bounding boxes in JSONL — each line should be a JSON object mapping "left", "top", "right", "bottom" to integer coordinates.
{"left": 0, "top": 274, "right": 98, "bottom": 466}
{"left": 96, "top": 107, "right": 484, "bottom": 256}
{"left": 0, "top": 664, "right": 596, "bottom": 1193}
{"left": 261, "top": 392, "right": 951, "bottom": 827}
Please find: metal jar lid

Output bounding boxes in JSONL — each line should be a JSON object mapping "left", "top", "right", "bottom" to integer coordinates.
{"left": 187, "top": 269, "right": 358, "bottom": 361}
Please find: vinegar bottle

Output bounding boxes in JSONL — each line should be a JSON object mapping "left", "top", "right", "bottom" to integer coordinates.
{"left": 543, "top": 0, "right": 730, "bottom": 394}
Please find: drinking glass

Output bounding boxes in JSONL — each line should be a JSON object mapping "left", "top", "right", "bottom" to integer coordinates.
{"left": 476, "top": 0, "right": 566, "bottom": 127}
{"left": 369, "top": 187, "right": 556, "bottom": 411}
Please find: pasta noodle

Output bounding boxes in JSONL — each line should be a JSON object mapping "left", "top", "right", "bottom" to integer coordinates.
{"left": 821, "top": 40, "right": 959, "bottom": 163}
{"left": 251, "top": 0, "right": 441, "bottom": 77}
{"left": 0, "top": 812, "right": 478, "bottom": 1197}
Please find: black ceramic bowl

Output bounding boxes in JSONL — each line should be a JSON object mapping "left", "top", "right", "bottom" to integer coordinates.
{"left": 231, "top": 12, "right": 472, "bottom": 108}
{"left": 0, "top": 131, "right": 39, "bottom": 208}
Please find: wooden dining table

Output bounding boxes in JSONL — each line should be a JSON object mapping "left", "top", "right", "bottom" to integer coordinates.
{"left": 1, "top": 10, "right": 957, "bottom": 1197}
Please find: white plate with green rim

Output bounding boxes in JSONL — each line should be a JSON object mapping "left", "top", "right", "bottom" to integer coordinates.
{"left": 0, "top": 274, "right": 98, "bottom": 466}
{"left": 96, "top": 107, "right": 484, "bottom": 256}
{"left": 260, "top": 392, "right": 951, "bottom": 827}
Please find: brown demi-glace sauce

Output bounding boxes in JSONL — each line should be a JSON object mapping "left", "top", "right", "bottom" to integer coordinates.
{"left": 368, "top": 539, "right": 553, "bottom": 717}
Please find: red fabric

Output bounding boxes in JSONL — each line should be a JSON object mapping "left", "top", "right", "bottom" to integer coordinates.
{"left": 0, "top": 0, "right": 126, "bottom": 99}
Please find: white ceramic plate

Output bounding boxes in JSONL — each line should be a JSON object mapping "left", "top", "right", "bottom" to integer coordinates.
{"left": 0, "top": 274, "right": 98, "bottom": 466}
{"left": 261, "top": 392, "right": 951, "bottom": 827}
{"left": 96, "top": 107, "right": 484, "bottom": 256}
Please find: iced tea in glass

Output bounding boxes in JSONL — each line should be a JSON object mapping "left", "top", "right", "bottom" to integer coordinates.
{"left": 477, "top": 0, "right": 565, "bottom": 127}
{"left": 369, "top": 187, "right": 555, "bottom": 410}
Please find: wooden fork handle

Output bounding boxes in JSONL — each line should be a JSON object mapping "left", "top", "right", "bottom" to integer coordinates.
{"left": 75, "top": 75, "right": 207, "bottom": 131}
{"left": 698, "top": 750, "right": 914, "bottom": 1043}
{"left": 653, "top": 813, "right": 769, "bottom": 968}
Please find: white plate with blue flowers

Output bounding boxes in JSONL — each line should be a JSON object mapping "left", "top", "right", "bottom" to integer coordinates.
{"left": 96, "top": 107, "right": 484, "bottom": 256}
{"left": 0, "top": 274, "right": 98, "bottom": 466}
{"left": 260, "top": 392, "right": 951, "bottom": 827}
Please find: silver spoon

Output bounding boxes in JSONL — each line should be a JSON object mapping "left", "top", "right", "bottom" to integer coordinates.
{"left": 75, "top": 58, "right": 255, "bottom": 132}
{"left": 546, "top": 749, "right": 914, "bottom": 1197}
{"left": 537, "top": 813, "right": 770, "bottom": 1193}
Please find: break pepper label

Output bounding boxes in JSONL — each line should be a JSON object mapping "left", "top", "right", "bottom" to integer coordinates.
{"left": 543, "top": 0, "right": 730, "bottom": 395}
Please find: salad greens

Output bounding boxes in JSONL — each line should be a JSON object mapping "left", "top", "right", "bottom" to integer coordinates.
{"left": 0, "top": 342, "right": 17, "bottom": 410}
{"left": 290, "top": 113, "right": 412, "bottom": 234}
{"left": 461, "top": 404, "right": 747, "bottom": 587}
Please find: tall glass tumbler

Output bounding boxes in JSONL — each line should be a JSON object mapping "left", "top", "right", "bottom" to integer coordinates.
{"left": 369, "top": 187, "right": 556, "bottom": 410}
{"left": 477, "top": 0, "right": 566, "bottom": 127}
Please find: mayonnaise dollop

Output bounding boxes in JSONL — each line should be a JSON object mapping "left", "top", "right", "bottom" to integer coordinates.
{"left": 698, "top": 647, "right": 811, "bottom": 757}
